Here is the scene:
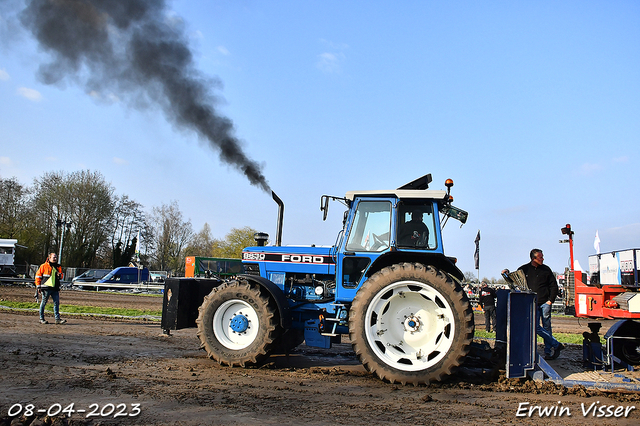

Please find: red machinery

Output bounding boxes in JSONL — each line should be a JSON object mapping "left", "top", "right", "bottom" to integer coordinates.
{"left": 561, "top": 224, "right": 640, "bottom": 320}
{"left": 561, "top": 224, "right": 640, "bottom": 367}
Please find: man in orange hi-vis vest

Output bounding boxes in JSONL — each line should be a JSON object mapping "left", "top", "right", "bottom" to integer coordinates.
{"left": 35, "top": 253, "right": 67, "bottom": 324}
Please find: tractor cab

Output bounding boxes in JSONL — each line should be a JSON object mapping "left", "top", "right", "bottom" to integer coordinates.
{"left": 240, "top": 174, "right": 469, "bottom": 308}
{"left": 332, "top": 175, "right": 467, "bottom": 302}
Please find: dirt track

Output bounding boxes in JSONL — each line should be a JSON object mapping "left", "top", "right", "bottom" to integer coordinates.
{"left": 0, "top": 286, "right": 638, "bottom": 426}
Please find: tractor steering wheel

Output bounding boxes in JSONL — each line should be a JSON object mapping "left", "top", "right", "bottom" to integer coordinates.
{"left": 370, "top": 233, "right": 388, "bottom": 251}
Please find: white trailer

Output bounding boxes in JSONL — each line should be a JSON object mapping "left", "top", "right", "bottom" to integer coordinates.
{"left": 0, "top": 239, "right": 18, "bottom": 276}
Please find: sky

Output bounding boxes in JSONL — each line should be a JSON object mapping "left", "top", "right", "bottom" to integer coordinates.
{"left": 1, "top": 0, "right": 639, "bottom": 280}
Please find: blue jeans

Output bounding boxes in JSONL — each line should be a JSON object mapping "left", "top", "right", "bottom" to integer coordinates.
{"left": 39, "top": 288, "right": 61, "bottom": 321}
{"left": 537, "top": 303, "right": 559, "bottom": 355}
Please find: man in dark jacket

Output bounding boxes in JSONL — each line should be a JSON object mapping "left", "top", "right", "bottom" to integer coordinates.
{"left": 398, "top": 210, "right": 430, "bottom": 247}
{"left": 504, "top": 249, "right": 564, "bottom": 360}
{"left": 478, "top": 282, "right": 497, "bottom": 332}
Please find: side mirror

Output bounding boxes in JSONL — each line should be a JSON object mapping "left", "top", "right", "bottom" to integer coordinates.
{"left": 320, "top": 195, "right": 330, "bottom": 221}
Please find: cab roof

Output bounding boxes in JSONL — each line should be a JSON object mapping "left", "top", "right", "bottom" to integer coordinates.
{"left": 345, "top": 189, "right": 448, "bottom": 201}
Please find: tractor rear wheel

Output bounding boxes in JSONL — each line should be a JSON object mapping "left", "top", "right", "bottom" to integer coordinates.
{"left": 349, "top": 263, "right": 474, "bottom": 385}
{"left": 196, "top": 280, "right": 279, "bottom": 367}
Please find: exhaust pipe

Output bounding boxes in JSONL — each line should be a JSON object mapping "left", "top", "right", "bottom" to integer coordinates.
{"left": 272, "top": 191, "right": 284, "bottom": 246}
{"left": 253, "top": 232, "right": 269, "bottom": 246}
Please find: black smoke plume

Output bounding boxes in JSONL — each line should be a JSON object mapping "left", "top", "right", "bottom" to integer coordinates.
{"left": 19, "top": 0, "right": 269, "bottom": 191}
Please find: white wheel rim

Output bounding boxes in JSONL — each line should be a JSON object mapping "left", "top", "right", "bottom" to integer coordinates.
{"left": 364, "top": 280, "right": 456, "bottom": 372}
{"left": 213, "top": 299, "right": 259, "bottom": 350}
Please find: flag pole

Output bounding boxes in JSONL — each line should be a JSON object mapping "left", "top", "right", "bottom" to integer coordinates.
{"left": 136, "top": 230, "right": 141, "bottom": 283}
{"left": 474, "top": 230, "right": 480, "bottom": 283}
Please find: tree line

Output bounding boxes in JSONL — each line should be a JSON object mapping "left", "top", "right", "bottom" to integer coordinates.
{"left": 0, "top": 171, "right": 256, "bottom": 274}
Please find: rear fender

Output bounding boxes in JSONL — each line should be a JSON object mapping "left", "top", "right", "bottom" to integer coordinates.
{"left": 238, "top": 274, "right": 292, "bottom": 329}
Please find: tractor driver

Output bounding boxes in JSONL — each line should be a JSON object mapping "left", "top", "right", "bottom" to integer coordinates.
{"left": 398, "top": 210, "right": 429, "bottom": 247}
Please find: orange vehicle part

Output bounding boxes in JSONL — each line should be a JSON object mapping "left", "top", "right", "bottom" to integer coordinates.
{"left": 562, "top": 223, "right": 640, "bottom": 320}
{"left": 185, "top": 256, "right": 196, "bottom": 278}
{"left": 572, "top": 272, "right": 640, "bottom": 319}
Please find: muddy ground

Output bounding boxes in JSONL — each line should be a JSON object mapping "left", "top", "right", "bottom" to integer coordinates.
{"left": 0, "top": 286, "right": 638, "bottom": 426}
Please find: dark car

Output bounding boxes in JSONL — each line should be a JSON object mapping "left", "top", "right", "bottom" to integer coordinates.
{"left": 71, "top": 269, "right": 111, "bottom": 283}
{"left": 97, "top": 267, "right": 150, "bottom": 284}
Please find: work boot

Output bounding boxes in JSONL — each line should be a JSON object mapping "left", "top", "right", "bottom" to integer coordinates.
{"left": 55, "top": 319, "right": 67, "bottom": 325}
{"left": 549, "top": 343, "right": 565, "bottom": 360}
{"left": 40, "top": 319, "right": 48, "bottom": 324}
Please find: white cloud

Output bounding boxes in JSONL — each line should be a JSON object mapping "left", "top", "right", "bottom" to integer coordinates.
{"left": 579, "top": 163, "right": 602, "bottom": 175}
{"left": 0, "top": 68, "right": 9, "bottom": 81}
{"left": 316, "top": 52, "right": 344, "bottom": 74}
{"left": 113, "top": 157, "right": 128, "bottom": 165}
{"left": 17, "top": 87, "right": 42, "bottom": 102}
{"left": 88, "top": 90, "right": 119, "bottom": 104}
{"left": 164, "top": 11, "right": 185, "bottom": 29}
{"left": 217, "top": 45, "right": 230, "bottom": 56}
{"left": 601, "top": 223, "right": 640, "bottom": 253}
{"left": 191, "top": 30, "right": 204, "bottom": 40}
{"left": 0, "top": 156, "right": 12, "bottom": 166}
{"left": 609, "top": 222, "right": 640, "bottom": 232}
{"left": 316, "top": 39, "right": 348, "bottom": 74}
{"left": 613, "top": 156, "right": 629, "bottom": 163}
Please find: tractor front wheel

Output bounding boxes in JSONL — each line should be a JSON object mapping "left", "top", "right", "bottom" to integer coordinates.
{"left": 196, "top": 280, "right": 279, "bottom": 366}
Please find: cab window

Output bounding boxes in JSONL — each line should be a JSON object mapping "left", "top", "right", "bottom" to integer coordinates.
{"left": 396, "top": 201, "right": 436, "bottom": 249}
{"left": 346, "top": 201, "right": 391, "bottom": 252}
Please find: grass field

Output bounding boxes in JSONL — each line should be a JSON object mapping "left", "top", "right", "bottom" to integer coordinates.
{"left": 0, "top": 301, "right": 162, "bottom": 318}
{"left": 474, "top": 329, "right": 583, "bottom": 344}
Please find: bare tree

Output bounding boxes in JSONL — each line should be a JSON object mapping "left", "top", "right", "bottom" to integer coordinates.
{"left": 0, "top": 176, "right": 37, "bottom": 267}
{"left": 149, "top": 201, "right": 193, "bottom": 273}
{"left": 463, "top": 271, "right": 478, "bottom": 283}
{"left": 28, "top": 171, "right": 63, "bottom": 260}
{"left": 184, "top": 223, "right": 214, "bottom": 257}
{"left": 30, "top": 170, "right": 115, "bottom": 266}
{"left": 107, "top": 194, "right": 149, "bottom": 267}
{"left": 0, "top": 176, "right": 29, "bottom": 239}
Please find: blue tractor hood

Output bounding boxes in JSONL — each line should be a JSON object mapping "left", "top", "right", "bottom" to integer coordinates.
{"left": 242, "top": 245, "right": 335, "bottom": 276}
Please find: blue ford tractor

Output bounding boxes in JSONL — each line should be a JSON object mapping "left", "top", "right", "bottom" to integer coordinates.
{"left": 162, "top": 174, "right": 474, "bottom": 385}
